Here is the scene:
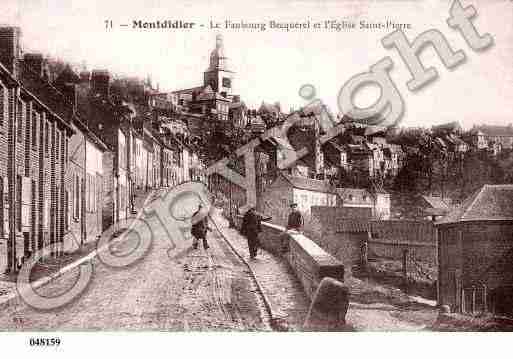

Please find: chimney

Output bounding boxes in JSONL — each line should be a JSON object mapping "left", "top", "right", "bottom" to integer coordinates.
{"left": 0, "top": 26, "right": 22, "bottom": 78}
{"left": 23, "top": 53, "right": 45, "bottom": 77}
{"left": 91, "top": 69, "right": 110, "bottom": 98}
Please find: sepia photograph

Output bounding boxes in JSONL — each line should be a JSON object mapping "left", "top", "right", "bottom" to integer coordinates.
{"left": 0, "top": 0, "right": 512, "bottom": 356}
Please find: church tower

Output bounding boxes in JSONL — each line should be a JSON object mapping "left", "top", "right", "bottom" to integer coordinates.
{"left": 203, "top": 34, "right": 234, "bottom": 98}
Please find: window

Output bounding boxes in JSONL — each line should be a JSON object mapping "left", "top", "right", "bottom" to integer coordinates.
{"left": 32, "top": 111, "right": 38, "bottom": 148}
{"left": 31, "top": 180, "right": 35, "bottom": 243}
{"left": 0, "top": 83, "right": 5, "bottom": 127}
{"left": 25, "top": 102, "right": 30, "bottom": 147}
{"left": 0, "top": 177, "right": 3, "bottom": 238}
{"left": 86, "top": 174, "right": 90, "bottom": 212}
{"left": 222, "top": 77, "right": 231, "bottom": 88}
{"left": 92, "top": 176, "right": 96, "bottom": 212}
{"left": 2, "top": 177, "right": 7, "bottom": 237}
{"left": 17, "top": 101, "right": 23, "bottom": 142}
{"left": 120, "top": 185, "right": 126, "bottom": 210}
{"left": 65, "top": 190, "right": 69, "bottom": 230}
{"left": 65, "top": 138, "right": 68, "bottom": 166}
{"left": 86, "top": 174, "right": 96, "bottom": 212}
{"left": 16, "top": 175, "right": 21, "bottom": 231}
{"left": 45, "top": 122, "right": 49, "bottom": 156}
{"left": 56, "top": 131, "right": 60, "bottom": 162}
{"left": 75, "top": 174, "right": 80, "bottom": 218}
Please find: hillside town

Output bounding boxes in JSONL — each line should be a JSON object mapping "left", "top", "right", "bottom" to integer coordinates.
{"left": 1, "top": 25, "right": 513, "bottom": 331}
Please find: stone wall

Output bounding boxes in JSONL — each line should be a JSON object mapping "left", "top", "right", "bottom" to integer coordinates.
{"left": 286, "top": 232, "right": 344, "bottom": 299}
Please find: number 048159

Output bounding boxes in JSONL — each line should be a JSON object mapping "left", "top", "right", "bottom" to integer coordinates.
{"left": 29, "top": 338, "right": 61, "bottom": 347}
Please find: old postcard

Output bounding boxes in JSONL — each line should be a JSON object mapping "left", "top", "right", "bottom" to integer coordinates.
{"left": 0, "top": 0, "right": 512, "bottom": 356}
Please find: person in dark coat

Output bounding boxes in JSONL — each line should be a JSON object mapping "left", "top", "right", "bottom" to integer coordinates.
{"left": 191, "top": 204, "right": 210, "bottom": 250}
{"left": 287, "top": 203, "right": 304, "bottom": 231}
{"left": 240, "top": 207, "right": 270, "bottom": 259}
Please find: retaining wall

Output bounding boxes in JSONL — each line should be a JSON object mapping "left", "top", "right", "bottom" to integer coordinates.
{"left": 235, "top": 215, "right": 344, "bottom": 299}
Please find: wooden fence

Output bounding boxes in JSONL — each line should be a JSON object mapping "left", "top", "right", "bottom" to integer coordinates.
{"left": 367, "top": 220, "right": 436, "bottom": 262}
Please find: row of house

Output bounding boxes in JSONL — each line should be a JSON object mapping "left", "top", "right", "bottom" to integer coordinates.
{"left": 259, "top": 172, "right": 391, "bottom": 227}
{"left": 0, "top": 26, "right": 203, "bottom": 274}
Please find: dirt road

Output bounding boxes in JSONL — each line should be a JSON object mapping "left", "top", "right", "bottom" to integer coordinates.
{"left": 0, "top": 202, "right": 269, "bottom": 331}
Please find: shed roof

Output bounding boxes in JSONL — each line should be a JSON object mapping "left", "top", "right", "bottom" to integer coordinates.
{"left": 437, "top": 184, "right": 513, "bottom": 225}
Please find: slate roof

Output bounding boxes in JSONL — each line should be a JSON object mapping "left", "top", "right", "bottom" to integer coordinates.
{"left": 473, "top": 125, "right": 513, "bottom": 137}
{"left": 19, "top": 61, "right": 74, "bottom": 129}
{"left": 172, "top": 86, "right": 204, "bottom": 95}
{"left": 432, "top": 121, "right": 462, "bottom": 132}
{"left": 54, "top": 65, "right": 80, "bottom": 85}
{"left": 364, "top": 125, "right": 387, "bottom": 137}
{"left": 437, "top": 184, "right": 513, "bottom": 225}
{"left": 336, "top": 188, "right": 373, "bottom": 205}
{"left": 422, "top": 195, "right": 450, "bottom": 210}
{"left": 281, "top": 173, "right": 336, "bottom": 194}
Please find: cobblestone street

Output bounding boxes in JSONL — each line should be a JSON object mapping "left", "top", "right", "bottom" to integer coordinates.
{"left": 0, "top": 199, "right": 270, "bottom": 331}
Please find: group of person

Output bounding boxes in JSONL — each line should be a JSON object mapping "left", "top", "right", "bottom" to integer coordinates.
{"left": 189, "top": 201, "right": 304, "bottom": 260}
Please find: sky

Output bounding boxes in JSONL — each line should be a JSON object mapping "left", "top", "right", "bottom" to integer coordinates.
{"left": 2, "top": 0, "right": 512, "bottom": 129}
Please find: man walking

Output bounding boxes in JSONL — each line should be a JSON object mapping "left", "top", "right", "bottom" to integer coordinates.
{"left": 287, "top": 203, "right": 304, "bottom": 232}
{"left": 191, "top": 203, "right": 210, "bottom": 250}
{"left": 240, "top": 207, "right": 267, "bottom": 259}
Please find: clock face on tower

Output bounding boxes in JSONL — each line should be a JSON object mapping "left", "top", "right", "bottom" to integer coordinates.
{"left": 222, "top": 77, "right": 231, "bottom": 88}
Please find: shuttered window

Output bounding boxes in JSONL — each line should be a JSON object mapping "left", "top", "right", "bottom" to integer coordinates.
{"left": 0, "top": 83, "right": 5, "bottom": 127}
{"left": 43, "top": 198, "right": 49, "bottom": 231}
{"left": 17, "top": 101, "right": 23, "bottom": 142}
{"left": 2, "top": 177, "right": 7, "bottom": 237}
{"left": 32, "top": 111, "right": 38, "bottom": 148}
{"left": 65, "top": 190, "right": 69, "bottom": 230}
{"left": 16, "top": 175, "right": 21, "bottom": 231}
{"left": 25, "top": 102, "right": 30, "bottom": 148}
{"left": 21, "top": 177, "right": 31, "bottom": 231}
{"left": 0, "top": 177, "right": 3, "bottom": 238}
{"left": 75, "top": 175, "right": 80, "bottom": 218}
{"left": 45, "top": 122, "right": 49, "bottom": 156}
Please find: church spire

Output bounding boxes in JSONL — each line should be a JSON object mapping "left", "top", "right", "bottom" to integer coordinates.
{"left": 215, "top": 34, "right": 223, "bottom": 50}
{"left": 209, "top": 33, "right": 229, "bottom": 70}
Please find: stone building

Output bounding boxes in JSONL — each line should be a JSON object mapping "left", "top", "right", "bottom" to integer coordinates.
{"left": 260, "top": 173, "right": 338, "bottom": 227}
{"left": 336, "top": 188, "right": 391, "bottom": 220}
{"left": 471, "top": 125, "right": 513, "bottom": 152}
{"left": 172, "top": 35, "right": 238, "bottom": 126}
{"left": 436, "top": 184, "right": 513, "bottom": 315}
